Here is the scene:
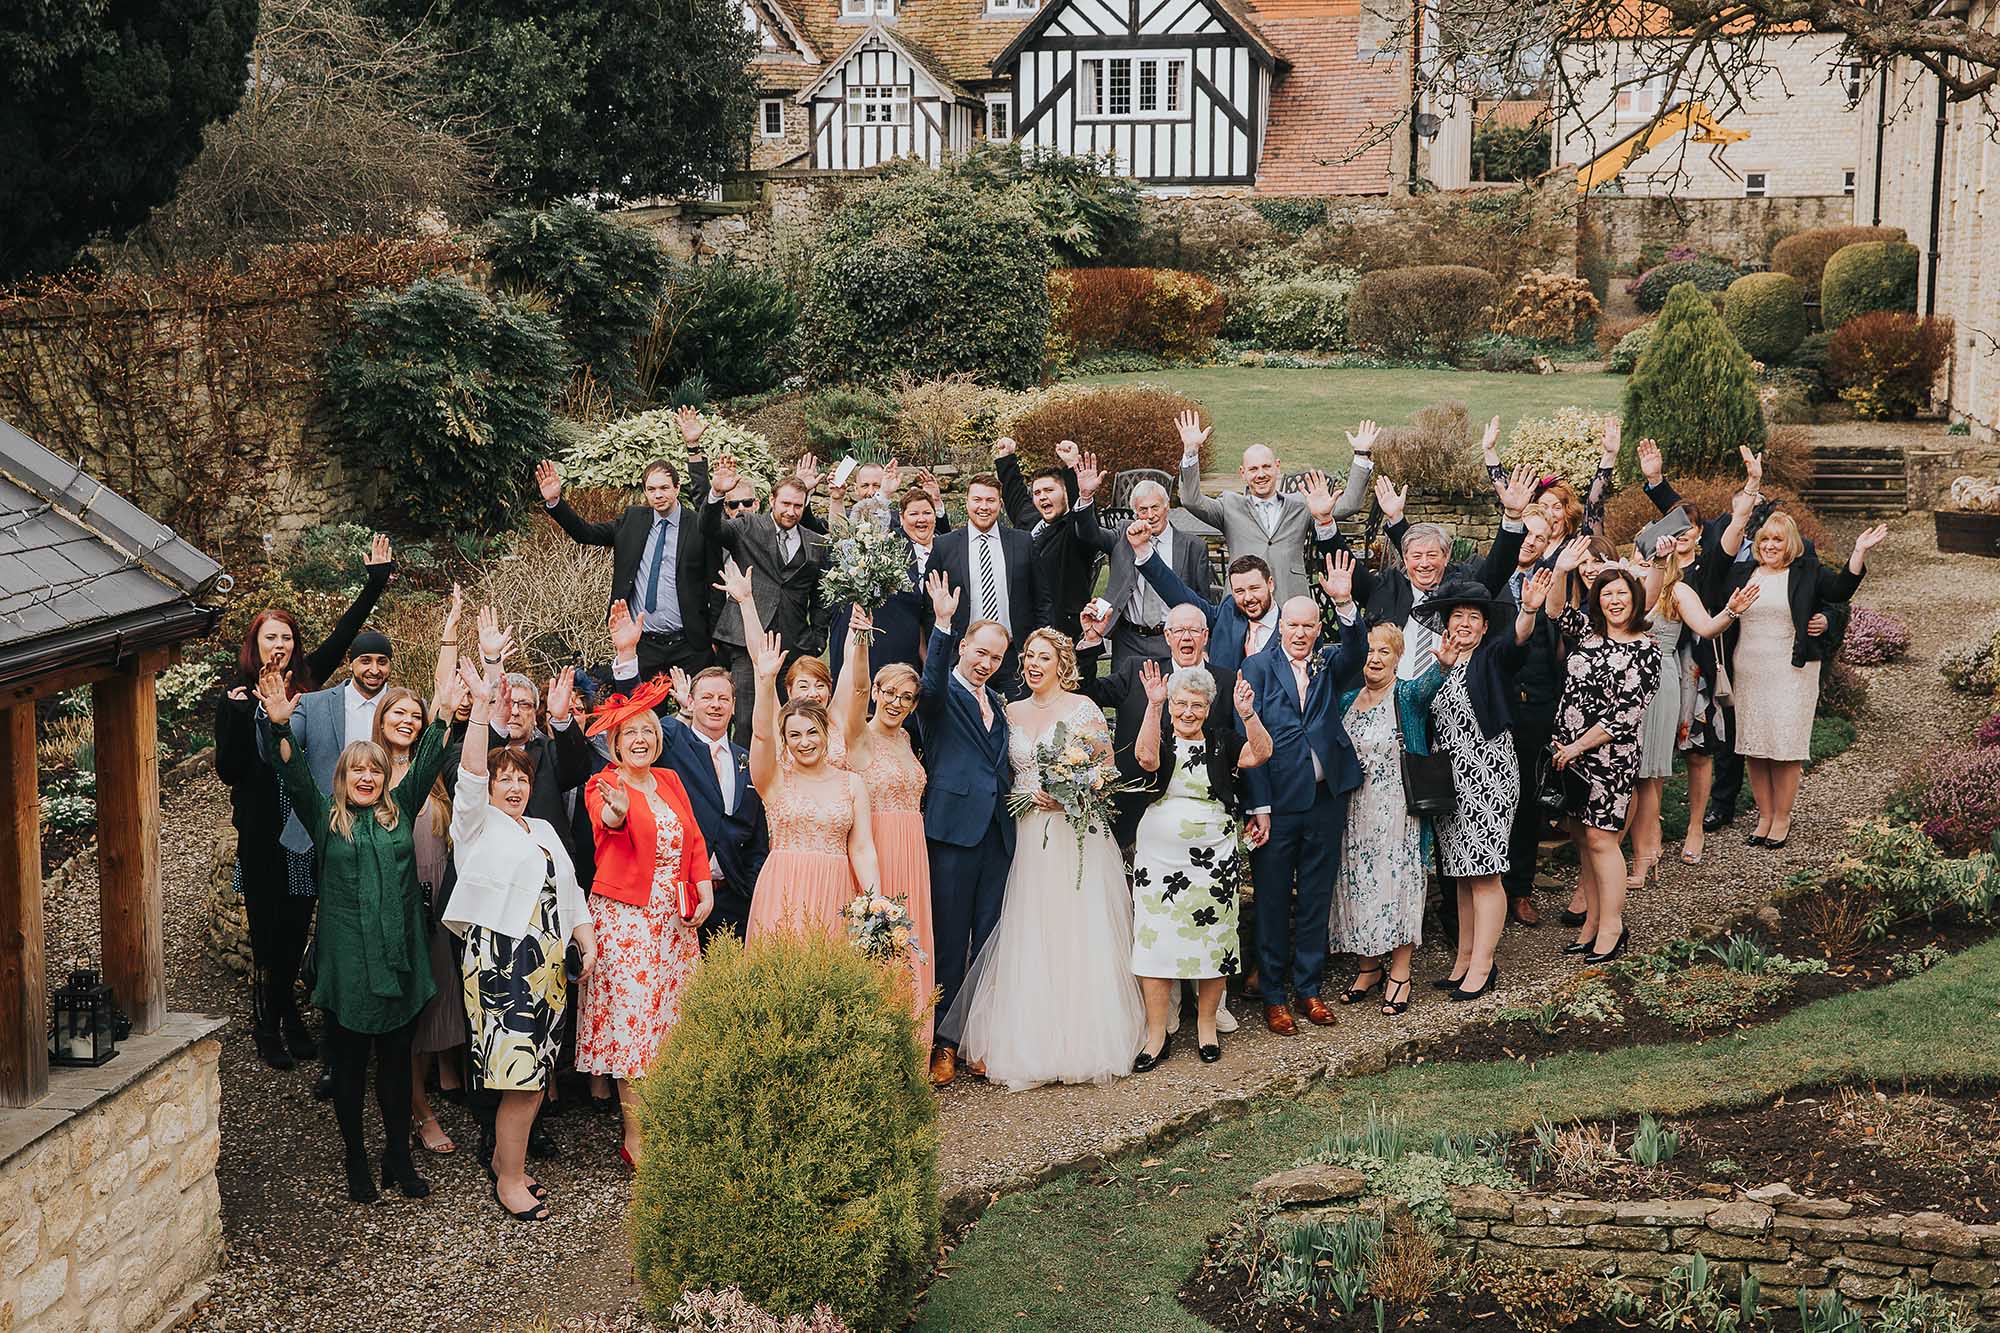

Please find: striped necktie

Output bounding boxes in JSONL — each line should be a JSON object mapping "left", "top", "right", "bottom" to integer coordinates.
{"left": 977, "top": 533, "right": 999, "bottom": 622}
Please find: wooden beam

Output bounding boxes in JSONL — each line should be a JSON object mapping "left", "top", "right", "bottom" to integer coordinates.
{"left": 2, "top": 647, "right": 177, "bottom": 707}
{"left": 0, "top": 703, "right": 47, "bottom": 1107}
{"left": 93, "top": 669, "right": 164, "bottom": 1035}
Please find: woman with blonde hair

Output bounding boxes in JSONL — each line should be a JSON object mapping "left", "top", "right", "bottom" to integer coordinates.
{"left": 1716, "top": 450, "right": 1887, "bottom": 847}
{"left": 256, "top": 665, "right": 456, "bottom": 1204}
{"left": 833, "top": 604, "right": 934, "bottom": 1045}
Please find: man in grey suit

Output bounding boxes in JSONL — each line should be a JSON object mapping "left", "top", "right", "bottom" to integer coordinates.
{"left": 1174, "top": 410, "right": 1378, "bottom": 604}
{"left": 1076, "top": 468, "right": 1218, "bottom": 663}
{"left": 702, "top": 457, "right": 829, "bottom": 741}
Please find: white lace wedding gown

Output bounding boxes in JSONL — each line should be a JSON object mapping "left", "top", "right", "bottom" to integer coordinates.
{"left": 940, "top": 696, "right": 1145, "bottom": 1091}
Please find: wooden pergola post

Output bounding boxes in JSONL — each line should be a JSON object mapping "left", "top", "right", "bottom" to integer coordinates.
{"left": 93, "top": 662, "right": 165, "bottom": 1036}
{"left": 0, "top": 701, "right": 47, "bottom": 1107}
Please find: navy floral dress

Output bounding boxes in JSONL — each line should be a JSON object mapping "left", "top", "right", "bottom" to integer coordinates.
{"left": 1551, "top": 607, "right": 1662, "bottom": 832}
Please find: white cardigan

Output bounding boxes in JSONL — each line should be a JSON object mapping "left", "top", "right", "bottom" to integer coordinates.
{"left": 443, "top": 766, "right": 589, "bottom": 944}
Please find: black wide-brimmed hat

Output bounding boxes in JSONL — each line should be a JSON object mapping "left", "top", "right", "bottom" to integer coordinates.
{"left": 1410, "top": 577, "right": 1516, "bottom": 635}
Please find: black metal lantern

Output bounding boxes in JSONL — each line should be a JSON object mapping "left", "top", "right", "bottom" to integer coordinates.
{"left": 49, "top": 970, "right": 120, "bottom": 1067}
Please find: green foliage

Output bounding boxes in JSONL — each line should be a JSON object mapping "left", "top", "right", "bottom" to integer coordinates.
{"left": 1252, "top": 197, "right": 1330, "bottom": 235}
{"left": 651, "top": 259, "right": 798, "bottom": 399}
{"left": 1222, "top": 273, "right": 1358, "bottom": 353}
{"left": 155, "top": 661, "right": 220, "bottom": 721}
{"left": 801, "top": 173, "right": 1051, "bottom": 390}
{"left": 563, "top": 409, "right": 780, "bottom": 496}
{"left": 1799, "top": 1288, "right": 1863, "bottom": 1333}
{"left": 326, "top": 276, "right": 571, "bottom": 534}
{"left": 1634, "top": 258, "right": 1737, "bottom": 314}
{"left": 1504, "top": 405, "right": 1612, "bottom": 491}
{"left": 1, "top": 0, "right": 259, "bottom": 281}
{"left": 1302, "top": 1107, "right": 1518, "bottom": 1236}
{"left": 1471, "top": 122, "right": 1551, "bottom": 182}
{"left": 932, "top": 144, "right": 1141, "bottom": 265}
{"left": 1771, "top": 225, "right": 1907, "bottom": 306}
{"left": 355, "top": 0, "right": 757, "bottom": 204}
{"left": 1816, "top": 819, "right": 2000, "bottom": 938}
{"left": 1622, "top": 282, "right": 1766, "bottom": 482}
{"left": 1348, "top": 265, "right": 1502, "bottom": 360}
{"left": 1628, "top": 1113, "right": 1680, "bottom": 1166}
{"left": 632, "top": 933, "right": 938, "bottom": 1332}
{"left": 283, "top": 523, "right": 377, "bottom": 594}
{"left": 1724, "top": 273, "right": 1809, "bottom": 363}
{"left": 487, "top": 204, "right": 670, "bottom": 401}
{"left": 1631, "top": 964, "right": 1794, "bottom": 1032}
{"left": 1608, "top": 322, "right": 1657, "bottom": 374}
{"left": 1874, "top": 1282, "right": 1977, "bottom": 1333}
{"left": 1259, "top": 1214, "right": 1380, "bottom": 1311}
{"left": 1938, "top": 612, "right": 2000, "bottom": 695}
{"left": 1820, "top": 241, "right": 1921, "bottom": 330}
{"left": 801, "top": 385, "right": 902, "bottom": 459}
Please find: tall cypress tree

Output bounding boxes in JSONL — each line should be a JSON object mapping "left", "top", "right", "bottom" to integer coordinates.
{"left": 1622, "top": 281, "right": 1767, "bottom": 482}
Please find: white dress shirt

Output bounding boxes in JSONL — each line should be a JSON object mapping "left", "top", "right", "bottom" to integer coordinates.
{"left": 344, "top": 682, "right": 383, "bottom": 746}
{"left": 1129, "top": 526, "right": 1172, "bottom": 627}
{"left": 968, "top": 525, "right": 1010, "bottom": 628}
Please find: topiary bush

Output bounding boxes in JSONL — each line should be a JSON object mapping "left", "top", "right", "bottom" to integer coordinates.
{"left": 1051, "top": 267, "right": 1225, "bottom": 362}
{"left": 1771, "top": 225, "right": 1907, "bottom": 306}
{"left": 1632, "top": 258, "right": 1736, "bottom": 314}
{"left": 1606, "top": 321, "right": 1656, "bottom": 373}
{"left": 562, "top": 409, "right": 782, "bottom": 495}
{"left": 1503, "top": 406, "right": 1613, "bottom": 492}
{"left": 1723, "top": 272, "right": 1808, "bottom": 363}
{"left": 649, "top": 259, "right": 799, "bottom": 400}
{"left": 1621, "top": 282, "right": 1765, "bottom": 482}
{"left": 1223, "top": 273, "right": 1356, "bottom": 352}
{"left": 632, "top": 932, "right": 938, "bottom": 1332}
{"left": 1347, "top": 265, "right": 1501, "bottom": 360}
{"left": 1820, "top": 240, "right": 1920, "bottom": 330}
{"left": 997, "top": 383, "right": 1211, "bottom": 478}
{"left": 1828, "top": 311, "right": 1953, "bottom": 420}
{"left": 327, "top": 276, "right": 570, "bottom": 535}
{"left": 800, "top": 172, "right": 1050, "bottom": 390}
{"left": 486, "top": 203, "right": 671, "bottom": 401}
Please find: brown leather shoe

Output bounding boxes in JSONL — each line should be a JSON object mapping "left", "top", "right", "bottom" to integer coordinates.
{"left": 1295, "top": 996, "right": 1337, "bottom": 1027}
{"left": 1263, "top": 1004, "right": 1297, "bottom": 1036}
{"left": 1510, "top": 897, "right": 1543, "bottom": 928}
{"left": 928, "top": 1046, "right": 956, "bottom": 1087}
{"left": 964, "top": 1057, "right": 987, "bottom": 1080}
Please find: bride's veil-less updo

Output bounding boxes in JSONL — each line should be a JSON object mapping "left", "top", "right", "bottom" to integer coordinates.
{"left": 1021, "top": 628, "right": 1080, "bottom": 691}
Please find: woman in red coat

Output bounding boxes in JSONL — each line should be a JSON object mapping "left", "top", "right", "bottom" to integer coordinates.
{"left": 576, "top": 676, "right": 714, "bottom": 1169}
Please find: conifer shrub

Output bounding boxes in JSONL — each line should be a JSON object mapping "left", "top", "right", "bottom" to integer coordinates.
{"left": 1820, "top": 241, "right": 1920, "bottom": 330}
{"left": 487, "top": 203, "right": 671, "bottom": 400}
{"left": 1621, "top": 282, "right": 1765, "bottom": 482}
{"left": 631, "top": 933, "right": 939, "bottom": 1333}
{"left": 1723, "top": 272, "right": 1808, "bottom": 363}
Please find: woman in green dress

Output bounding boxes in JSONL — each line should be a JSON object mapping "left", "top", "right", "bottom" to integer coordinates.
{"left": 257, "top": 666, "right": 456, "bottom": 1205}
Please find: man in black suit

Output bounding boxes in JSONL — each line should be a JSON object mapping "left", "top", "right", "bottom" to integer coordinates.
{"left": 924, "top": 470, "right": 1049, "bottom": 694}
{"left": 1078, "top": 474, "right": 1219, "bottom": 663}
{"left": 994, "top": 437, "right": 1111, "bottom": 639}
{"left": 702, "top": 456, "right": 829, "bottom": 740}
{"left": 535, "top": 405, "right": 713, "bottom": 680}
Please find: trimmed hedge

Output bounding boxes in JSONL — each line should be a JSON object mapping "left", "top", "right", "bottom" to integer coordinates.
{"left": 997, "top": 383, "right": 1211, "bottom": 478}
{"left": 1770, "top": 225, "right": 1906, "bottom": 305}
{"left": 1051, "top": 266, "right": 1225, "bottom": 362}
{"left": 1347, "top": 265, "right": 1500, "bottom": 360}
{"left": 1723, "top": 272, "right": 1808, "bottom": 363}
{"left": 1820, "top": 241, "right": 1920, "bottom": 331}
{"left": 1223, "top": 273, "right": 1355, "bottom": 352}
{"left": 1621, "top": 281, "right": 1765, "bottom": 482}
{"left": 1632, "top": 258, "right": 1736, "bottom": 314}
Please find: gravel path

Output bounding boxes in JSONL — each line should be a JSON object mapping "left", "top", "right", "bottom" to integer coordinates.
{"left": 75, "top": 512, "right": 1990, "bottom": 1331}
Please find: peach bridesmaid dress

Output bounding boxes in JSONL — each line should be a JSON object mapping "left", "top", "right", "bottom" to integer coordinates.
{"left": 746, "top": 774, "right": 860, "bottom": 939}
{"left": 846, "top": 733, "right": 936, "bottom": 1047}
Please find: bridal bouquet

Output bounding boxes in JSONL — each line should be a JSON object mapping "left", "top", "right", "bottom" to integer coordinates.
{"left": 844, "top": 890, "right": 927, "bottom": 964}
{"left": 819, "top": 498, "right": 912, "bottom": 618}
{"left": 1006, "top": 720, "right": 1146, "bottom": 888}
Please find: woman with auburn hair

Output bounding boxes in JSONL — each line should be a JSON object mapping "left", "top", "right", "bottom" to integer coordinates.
{"left": 1716, "top": 449, "right": 1888, "bottom": 849}
{"left": 213, "top": 534, "right": 396, "bottom": 1071}
{"left": 833, "top": 604, "right": 934, "bottom": 1045}
{"left": 577, "top": 677, "right": 713, "bottom": 1171}
{"left": 255, "top": 652, "right": 457, "bottom": 1204}
{"left": 783, "top": 653, "right": 843, "bottom": 764}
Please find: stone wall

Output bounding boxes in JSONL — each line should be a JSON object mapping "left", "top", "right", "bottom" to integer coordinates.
{"left": 1907, "top": 440, "right": 2000, "bottom": 511}
{"left": 206, "top": 825, "right": 251, "bottom": 981}
{"left": 1585, "top": 194, "right": 1857, "bottom": 270}
{"left": 0, "top": 1026, "right": 225, "bottom": 1332}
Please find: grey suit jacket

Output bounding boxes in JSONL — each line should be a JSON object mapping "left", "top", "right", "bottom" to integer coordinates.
{"left": 1177, "top": 455, "right": 1374, "bottom": 604}
{"left": 1077, "top": 502, "right": 1219, "bottom": 657}
{"left": 257, "top": 683, "right": 350, "bottom": 854}
{"left": 703, "top": 503, "right": 829, "bottom": 653}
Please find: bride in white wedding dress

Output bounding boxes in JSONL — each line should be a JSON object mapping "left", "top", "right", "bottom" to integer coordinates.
{"left": 939, "top": 629, "right": 1146, "bottom": 1091}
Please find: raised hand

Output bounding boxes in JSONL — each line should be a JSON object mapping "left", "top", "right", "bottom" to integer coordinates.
{"left": 1344, "top": 420, "right": 1380, "bottom": 457}
{"left": 1053, "top": 438, "right": 1081, "bottom": 469}
{"left": 793, "top": 452, "right": 822, "bottom": 492}
{"left": 607, "top": 600, "right": 642, "bottom": 660}
{"left": 1600, "top": 416, "right": 1622, "bottom": 466}
{"left": 1074, "top": 450, "right": 1104, "bottom": 501}
{"left": 596, "top": 776, "right": 630, "bottom": 822}
{"left": 710, "top": 453, "right": 741, "bottom": 498}
{"left": 440, "top": 582, "right": 464, "bottom": 641}
{"left": 546, "top": 666, "right": 576, "bottom": 723}
{"left": 255, "top": 668, "right": 297, "bottom": 726}
{"left": 1725, "top": 583, "right": 1761, "bottom": 616}
{"left": 1373, "top": 475, "right": 1407, "bottom": 525}
{"left": 476, "top": 605, "right": 514, "bottom": 665}
{"left": 992, "top": 436, "right": 1018, "bottom": 459}
{"left": 457, "top": 657, "right": 494, "bottom": 706}
{"left": 848, "top": 604, "right": 875, "bottom": 639}
{"left": 1233, "top": 677, "right": 1257, "bottom": 720}
{"left": 535, "top": 460, "right": 563, "bottom": 506}
{"left": 1553, "top": 536, "right": 1589, "bottom": 574}
{"left": 1652, "top": 534, "right": 1676, "bottom": 561}
{"left": 1174, "top": 410, "right": 1210, "bottom": 453}
{"left": 675, "top": 405, "right": 706, "bottom": 448}
{"left": 749, "top": 628, "right": 785, "bottom": 681}
{"left": 1435, "top": 631, "right": 1465, "bottom": 670}
{"left": 917, "top": 469, "right": 944, "bottom": 511}
{"left": 668, "top": 665, "right": 694, "bottom": 712}
{"left": 1139, "top": 659, "right": 1167, "bottom": 705}
{"left": 1303, "top": 469, "right": 1337, "bottom": 524}
{"left": 925, "top": 569, "right": 960, "bottom": 623}
{"left": 1124, "top": 518, "right": 1153, "bottom": 555}
{"left": 712, "top": 555, "right": 753, "bottom": 604}
{"left": 1521, "top": 566, "right": 1556, "bottom": 613}
{"left": 1637, "top": 437, "right": 1664, "bottom": 485}
{"left": 1077, "top": 601, "right": 1111, "bottom": 642}
{"left": 1494, "top": 462, "right": 1537, "bottom": 517}
{"left": 1318, "top": 550, "right": 1356, "bottom": 604}
{"left": 881, "top": 457, "right": 902, "bottom": 495}
{"left": 1740, "top": 444, "right": 1764, "bottom": 491}
{"left": 431, "top": 667, "right": 466, "bottom": 723}
{"left": 365, "top": 533, "right": 392, "bottom": 568}
{"left": 1479, "top": 414, "right": 1502, "bottom": 465}
{"left": 1851, "top": 523, "right": 1890, "bottom": 560}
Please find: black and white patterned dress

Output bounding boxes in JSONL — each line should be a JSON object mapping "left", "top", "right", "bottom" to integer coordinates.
{"left": 1431, "top": 666, "right": 1520, "bottom": 878}
{"left": 1553, "top": 607, "right": 1664, "bottom": 831}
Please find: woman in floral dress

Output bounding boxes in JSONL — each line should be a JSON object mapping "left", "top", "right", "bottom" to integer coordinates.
{"left": 1544, "top": 538, "right": 1664, "bottom": 965}
{"left": 1129, "top": 662, "right": 1271, "bottom": 1066}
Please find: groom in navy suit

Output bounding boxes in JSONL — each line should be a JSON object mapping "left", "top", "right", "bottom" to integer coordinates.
{"left": 915, "top": 571, "right": 1016, "bottom": 1087}
{"left": 1238, "top": 553, "right": 1368, "bottom": 1036}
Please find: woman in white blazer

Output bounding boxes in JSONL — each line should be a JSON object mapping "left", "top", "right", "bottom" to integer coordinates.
{"left": 444, "top": 642, "right": 595, "bottom": 1223}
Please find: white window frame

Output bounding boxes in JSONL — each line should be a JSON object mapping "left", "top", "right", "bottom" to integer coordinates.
{"left": 760, "top": 98, "right": 786, "bottom": 138}
{"left": 841, "top": 0, "right": 894, "bottom": 17}
{"left": 1078, "top": 53, "right": 1190, "bottom": 122}
{"left": 846, "top": 83, "right": 911, "bottom": 126}
{"left": 985, "top": 0, "right": 1039, "bottom": 12}
{"left": 1612, "top": 70, "right": 1665, "bottom": 122}
{"left": 1742, "top": 171, "right": 1768, "bottom": 198}
{"left": 986, "top": 94, "right": 1012, "bottom": 142}
{"left": 1843, "top": 168, "right": 1857, "bottom": 196}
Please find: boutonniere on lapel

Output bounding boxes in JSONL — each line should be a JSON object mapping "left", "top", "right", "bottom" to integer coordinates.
{"left": 1305, "top": 653, "right": 1326, "bottom": 682}
{"left": 735, "top": 751, "right": 750, "bottom": 774}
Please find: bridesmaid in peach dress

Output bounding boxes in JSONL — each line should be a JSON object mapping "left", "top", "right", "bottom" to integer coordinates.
{"left": 833, "top": 606, "right": 936, "bottom": 1045}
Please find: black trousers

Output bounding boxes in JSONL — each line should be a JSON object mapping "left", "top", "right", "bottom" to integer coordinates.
{"left": 241, "top": 862, "right": 315, "bottom": 1032}
{"left": 1503, "top": 718, "right": 1556, "bottom": 901}
{"left": 326, "top": 1017, "right": 417, "bottom": 1164}
{"left": 1706, "top": 705, "right": 1744, "bottom": 821}
{"left": 637, "top": 629, "right": 709, "bottom": 681}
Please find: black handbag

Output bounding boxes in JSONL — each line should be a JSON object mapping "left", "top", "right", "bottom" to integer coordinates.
{"left": 1388, "top": 689, "right": 1456, "bottom": 818}
{"left": 1535, "top": 750, "right": 1572, "bottom": 818}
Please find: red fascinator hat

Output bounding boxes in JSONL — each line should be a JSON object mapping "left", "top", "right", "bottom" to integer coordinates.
{"left": 583, "top": 674, "right": 674, "bottom": 738}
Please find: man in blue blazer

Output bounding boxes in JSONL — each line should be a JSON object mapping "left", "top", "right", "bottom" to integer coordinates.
{"left": 1128, "top": 508, "right": 1344, "bottom": 671}
{"left": 924, "top": 471, "right": 1049, "bottom": 695}
{"left": 1237, "top": 554, "right": 1368, "bottom": 1036}
{"left": 915, "top": 572, "right": 1016, "bottom": 1087}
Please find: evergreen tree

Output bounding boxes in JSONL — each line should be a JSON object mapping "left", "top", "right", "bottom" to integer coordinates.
{"left": 1621, "top": 281, "right": 1766, "bottom": 482}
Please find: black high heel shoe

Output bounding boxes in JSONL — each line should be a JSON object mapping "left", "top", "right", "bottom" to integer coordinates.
{"left": 380, "top": 1151, "right": 431, "bottom": 1200}
{"left": 1449, "top": 966, "right": 1499, "bottom": 1002}
{"left": 344, "top": 1150, "right": 378, "bottom": 1204}
{"left": 1198, "top": 1040, "right": 1222, "bottom": 1064}
{"left": 1585, "top": 930, "right": 1629, "bottom": 964}
{"left": 1381, "top": 974, "right": 1413, "bottom": 1016}
{"left": 1339, "top": 967, "right": 1384, "bottom": 1005}
{"left": 1132, "top": 1034, "right": 1172, "bottom": 1074}
{"left": 492, "top": 1180, "right": 550, "bottom": 1223}
{"left": 1562, "top": 937, "right": 1596, "bottom": 956}
{"left": 1559, "top": 908, "right": 1588, "bottom": 928}
{"left": 1431, "top": 974, "right": 1466, "bottom": 992}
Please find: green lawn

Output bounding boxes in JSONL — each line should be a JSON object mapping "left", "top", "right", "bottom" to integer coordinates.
{"left": 1075, "top": 366, "right": 1628, "bottom": 475}
{"left": 914, "top": 934, "right": 2000, "bottom": 1333}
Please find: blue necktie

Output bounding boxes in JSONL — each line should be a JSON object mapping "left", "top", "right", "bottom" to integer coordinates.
{"left": 643, "top": 516, "right": 670, "bottom": 612}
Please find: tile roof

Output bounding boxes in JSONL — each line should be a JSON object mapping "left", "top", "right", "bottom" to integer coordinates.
{"left": 1251, "top": 5, "right": 1406, "bottom": 193}
{"left": 1476, "top": 98, "right": 1551, "bottom": 129}
{"left": 764, "top": 0, "right": 1034, "bottom": 90}
{"left": 798, "top": 23, "right": 977, "bottom": 100}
